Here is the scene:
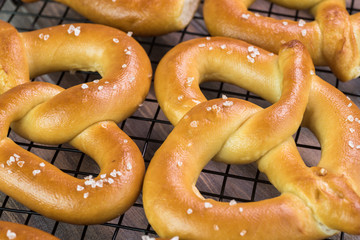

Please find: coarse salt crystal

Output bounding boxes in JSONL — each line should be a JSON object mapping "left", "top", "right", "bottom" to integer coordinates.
{"left": 187, "top": 208, "right": 193, "bottom": 214}
{"left": 348, "top": 115, "right": 354, "bottom": 122}
{"left": 282, "top": 21, "right": 288, "bottom": 26}
{"left": 204, "top": 202, "right": 213, "bottom": 208}
{"left": 214, "top": 225, "right": 219, "bottom": 231}
{"left": 190, "top": 121, "right": 199, "bottom": 128}
{"left": 83, "top": 192, "right": 89, "bottom": 198}
{"left": 240, "top": 230, "right": 247, "bottom": 236}
{"left": 32, "top": 169, "right": 41, "bottom": 176}
{"left": 127, "top": 31, "right": 133, "bottom": 37}
{"left": 110, "top": 170, "right": 117, "bottom": 177}
{"left": 247, "top": 55, "right": 255, "bottom": 63}
{"left": 81, "top": 83, "right": 89, "bottom": 89}
{"left": 39, "top": 162, "right": 45, "bottom": 167}
{"left": 177, "top": 161, "right": 183, "bottom": 167}
{"left": 229, "top": 199, "right": 237, "bottom": 206}
{"left": 77, "top": 185, "right": 84, "bottom": 191}
{"left": 192, "top": 99, "right": 201, "bottom": 105}
{"left": 17, "top": 161, "right": 25, "bottom": 167}
{"left": 220, "top": 44, "right": 226, "bottom": 49}
{"left": 6, "top": 230, "right": 16, "bottom": 240}
{"left": 301, "top": 29, "right": 307, "bottom": 37}
{"left": 241, "top": 13, "right": 250, "bottom": 19}
{"left": 113, "top": 38, "right": 119, "bottom": 43}
{"left": 186, "top": 77, "right": 194, "bottom": 86}
{"left": 96, "top": 180, "right": 104, "bottom": 188}
{"left": 223, "top": 101, "right": 234, "bottom": 107}
{"left": 127, "top": 163, "right": 132, "bottom": 170}
{"left": 298, "top": 19, "right": 306, "bottom": 27}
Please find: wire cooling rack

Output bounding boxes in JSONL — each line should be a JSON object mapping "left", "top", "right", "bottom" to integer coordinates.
{"left": 0, "top": 0, "right": 360, "bottom": 239}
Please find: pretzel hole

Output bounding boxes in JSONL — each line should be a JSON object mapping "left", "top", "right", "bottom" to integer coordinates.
{"left": 7, "top": 128, "right": 101, "bottom": 179}
{"left": 199, "top": 81, "right": 271, "bottom": 109}
{"left": 296, "top": 127, "right": 322, "bottom": 167}
{"left": 248, "top": 0, "right": 314, "bottom": 20}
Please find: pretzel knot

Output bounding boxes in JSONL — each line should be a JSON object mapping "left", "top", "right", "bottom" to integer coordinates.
{"left": 203, "top": 0, "right": 360, "bottom": 82}
{"left": 144, "top": 37, "right": 360, "bottom": 239}
{"left": 0, "top": 21, "right": 152, "bottom": 224}
{"left": 21, "top": 0, "right": 201, "bottom": 36}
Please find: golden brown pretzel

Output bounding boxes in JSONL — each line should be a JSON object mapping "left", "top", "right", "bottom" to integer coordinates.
{"left": 21, "top": 0, "right": 200, "bottom": 36}
{"left": 0, "top": 221, "right": 59, "bottom": 240}
{"left": 203, "top": 0, "right": 360, "bottom": 82}
{"left": 0, "top": 20, "right": 152, "bottom": 224}
{"left": 144, "top": 37, "right": 360, "bottom": 239}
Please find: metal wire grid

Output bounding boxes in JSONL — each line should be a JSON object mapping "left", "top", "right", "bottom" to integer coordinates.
{"left": 0, "top": 0, "right": 359, "bottom": 239}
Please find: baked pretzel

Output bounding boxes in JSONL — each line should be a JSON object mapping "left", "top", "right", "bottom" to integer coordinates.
{"left": 0, "top": 20, "right": 152, "bottom": 224}
{"left": 203, "top": 0, "right": 360, "bottom": 82}
{"left": 0, "top": 221, "right": 59, "bottom": 239}
{"left": 144, "top": 37, "right": 360, "bottom": 239}
{"left": 21, "top": 0, "right": 201, "bottom": 36}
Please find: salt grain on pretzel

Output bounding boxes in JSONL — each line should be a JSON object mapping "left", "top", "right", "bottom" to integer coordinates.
{"left": 204, "top": 0, "right": 360, "bottom": 81}
{"left": 22, "top": 0, "right": 200, "bottom": 36}
{"left": 144, "top": 37, "right": 360, "bottom": 239}
{"left": 0, "top": 21, "right": 151, "bottom": 224}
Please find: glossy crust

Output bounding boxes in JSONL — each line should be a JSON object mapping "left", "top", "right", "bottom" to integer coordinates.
{"left": 22, "top": 0, "right": 201, "bottom": 36}
{"left": 203, "top": 0, "right": 360, "bottom": 82}
{"left": 0, "top": 221, "right": 59, "bottom": 240}
{"left": 0, "top": 21, "right": 152, "bottom": 224}
{"left": 144, "top": 37, "right": 360, "bottom": 239}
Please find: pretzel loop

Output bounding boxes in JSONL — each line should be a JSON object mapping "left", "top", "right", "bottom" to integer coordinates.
{"left": 0, "top": 21, "right": 151, "bottom": 224}
{"left": 155, "top": 38, "right": 313, "bottom": 163}
{"left": 145, "top": 37, "right": 360, "bottom": 239}
{"left": 203, "top": 0, "right": 360, "bottom": 81}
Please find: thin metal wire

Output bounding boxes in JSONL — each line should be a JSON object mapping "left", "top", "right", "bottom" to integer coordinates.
{"left": 0, "top": 0, "right": 359, "bottom": 239}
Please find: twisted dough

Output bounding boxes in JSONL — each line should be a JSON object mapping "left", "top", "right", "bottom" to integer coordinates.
{"left": 22, "top": 0, "right": 201, "bottom": 36}
{"left": 0, "top": 21, "right": 152, "bottom": 224}
{"left": 203, "top": 0, "right": 360, "bottom": 82}
{"left": 144, "top": 37, "right": 360, "bottom": 239}
{"left": 0, "top": 221, "right": 59, "bottom": 239}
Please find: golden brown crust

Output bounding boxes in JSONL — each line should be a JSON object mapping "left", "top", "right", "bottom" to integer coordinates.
{"left": 0, "top": 21, "right": 151, "bottom": 224}
{"left": 0, "top": 221, "right": 59, "bottom": 240}
{"left": 22, "top": 0, "right": 201, "bottom": 36}
{"left": 203, "top": 0, "right": 360, "bottom": 81}
{"left": 145, "top": 37, "right": 360, "bottom": 239}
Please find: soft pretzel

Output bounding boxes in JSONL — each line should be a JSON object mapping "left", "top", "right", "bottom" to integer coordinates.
{"left": 21, "top": 0, "right": 201, "bottom": 36}
{"left": 0, "top": 221, "right": 59, "bottom": 239}
{"left": 203, "top": 0, "right": 360, "bottom": 82}
{"left": 0, "top": 20, "right": 152, "bottom": 224}
{"left": 143, "top": 37, "right": 360, "bottom": 239}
